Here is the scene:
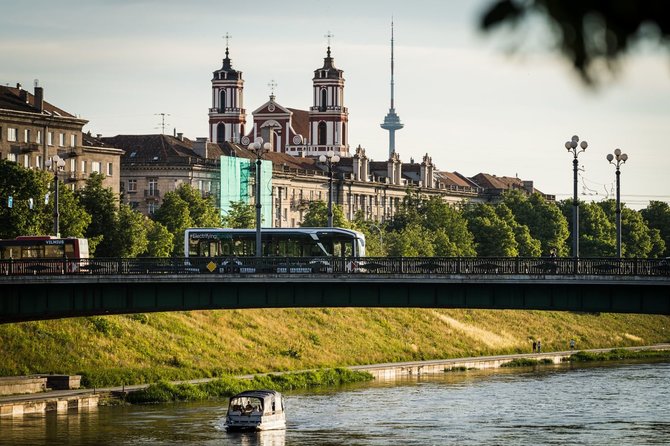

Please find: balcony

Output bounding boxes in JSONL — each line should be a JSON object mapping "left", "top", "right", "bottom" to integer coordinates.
{"left": 10, "top": 143, "right": 40, "bottom": 153}
{"left": 208, "top": 107, "right": 246, "bottom": 114}
{"left": 144, "top": 189, "right": 160, "bottom": 198}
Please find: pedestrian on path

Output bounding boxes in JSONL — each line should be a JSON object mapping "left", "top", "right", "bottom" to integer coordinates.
{"left": 532, "top": 340, "right": 537, "bottom": 353}
{"left": 570, "top": 339, "right": 575, "bottom": 350}
{"left": 537, "top": 340, "right": 542, "bottom": 353}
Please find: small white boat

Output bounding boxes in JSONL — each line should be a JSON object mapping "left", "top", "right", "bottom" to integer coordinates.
{"left": 225, "top": 390, "right": 286, "bottom": 432}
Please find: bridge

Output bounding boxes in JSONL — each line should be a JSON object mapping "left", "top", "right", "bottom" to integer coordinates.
{"left": 1, "top": 257, "right": 669, "bottom": 323}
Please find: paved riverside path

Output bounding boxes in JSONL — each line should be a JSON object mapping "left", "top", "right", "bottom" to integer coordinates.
{"left": 2, "top": 344, "right": 669, "bottom": 407}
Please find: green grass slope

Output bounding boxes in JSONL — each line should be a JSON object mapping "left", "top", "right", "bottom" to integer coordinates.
{"left": 1, "top": 309, "right": 668, "bottom": 387}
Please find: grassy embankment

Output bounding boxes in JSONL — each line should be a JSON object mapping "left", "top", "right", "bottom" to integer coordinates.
{"left": 0, "top": 308, "right": 668, "bottom": 387}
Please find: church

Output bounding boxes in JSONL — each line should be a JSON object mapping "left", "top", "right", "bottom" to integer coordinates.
{"left": 108, "top": 34, "right": 550, "bottom": 225}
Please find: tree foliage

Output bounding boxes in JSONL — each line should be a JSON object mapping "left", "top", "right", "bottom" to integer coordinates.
{"left": 76, "top": 173, "right": 118, "bottom": 256}
{"left": 480, "top": 0, "right": 670, "bottom": 85}
{"left": 504, "top": 191, "right": 569, "bottom": 256}
{"left": 464, "top": 203, "right": 518, "bottom": 256}
{"left": 641, "top": 201, "right": 670, "bottom": 257}
{"left": 300, "top": 201, "right": 348, "bottom": 228}
{"left": 596, "top": 200, "right": 662, "bottom": 258}
{"left": 222, "top": 201, "right": 255, "bottom": 229}
{"left": 144, "top": 220, "right": 174, "bottom": 258}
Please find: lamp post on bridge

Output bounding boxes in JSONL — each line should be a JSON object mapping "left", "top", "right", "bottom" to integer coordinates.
{"left": 607, "top": 148, "right": 628, "bottom": 258}
{"left": 45, "top": 154, "right": 65, "bottom": 237}
{"left": 319, "top": 150, "right": 340, "bottom": 227}
{"left": 248, "top": 137, "right": 271, "bottom": 257}
{"left": 564, "top": 135, "right": 588, "bottom": 260}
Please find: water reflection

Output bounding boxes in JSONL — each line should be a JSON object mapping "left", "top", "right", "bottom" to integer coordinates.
{"left": 221, "top": 430, "right": 286, "bottom": 446}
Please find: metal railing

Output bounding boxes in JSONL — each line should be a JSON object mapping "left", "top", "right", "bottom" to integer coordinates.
{"left": 1, "top": 257, "right": 669, "bottom": 277}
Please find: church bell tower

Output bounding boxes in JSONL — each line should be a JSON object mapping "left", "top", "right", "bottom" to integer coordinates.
{"left": 209, "top": 36, "right": 246, "bottom": 144}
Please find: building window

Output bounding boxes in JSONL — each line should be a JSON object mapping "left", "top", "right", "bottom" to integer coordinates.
{"left": 128, "top": 179, "right": 137, "bottom": 192}
{"left": 70, "top": 158, "right": 76, "bottom": 172}
{"left": 36, "top": 130, "right": 42, "bottom": 144}
{"left": 24, "top": 129, "right": 31, "bottom": 142}
{"left": 7, "top": 153, "right": 16, "bottom": 162}
{"left": 36, "top": 155, "right": 42, "bottom": 169}
{"left": 8, "top": 128, "right": 18, "bottom": 142}
{"left": 47, "top": 132, "right": 53, "bottom": 146}
{"left": 81, "top": 160, "right": 87, "bottom": 173}
{"left": 148, "top": 202, "right": 156, "bottom": 215}
{"left": 219, "top": 89, "right": 226, "bottom": 110}
{"left": 107, "top": 163, "right": 113, "bottom": 176}
{"left": 319, "top": 89, "right": 327, "bottom": 111}
{"left": 148, "top": 178, "right": 158, "bottom": 196}
{"left": 92, "top": 161, "right": 102, "bottom": 174}
{"left": 71, "top": 134, "right": 77, "bottom": 147}
{"left": 59, "top": 133, "right": 65, "bottom": 147}
{"left": 318, "top": 122, "right": 327, "bottom": 145}
{"left": 23, "top": 154, "right": 30, "bottom": 168}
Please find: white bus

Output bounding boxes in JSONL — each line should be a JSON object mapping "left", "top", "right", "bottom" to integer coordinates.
{"left": 184, "top": 227, "right": 366, "bottom": 259}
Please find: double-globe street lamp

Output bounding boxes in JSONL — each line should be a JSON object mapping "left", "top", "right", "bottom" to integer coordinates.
{"left": 564, "top": 135, "right": 588, "bottom": 259}
{"left": 607, "top": 148, "right": 629, "bottom": 258}
{"left": 248, "top": 137, "right": 272, "bottom": 258}
{"left": 45, "top": 154, "right": 66, "bottom": 237}
{"left": 319, "top": 150, "right": 340, "bottom": 228}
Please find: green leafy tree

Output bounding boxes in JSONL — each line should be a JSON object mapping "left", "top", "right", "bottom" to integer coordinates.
{"left": 56, "top": 185, "right": 91, "bottom": 238}
{"left": 351, "top": 213, "right": 386, "bottom": 256}
{"left": 111, "top": 204, "right": 149, "bottom": 258}
{"left": 153, "top": 192, "right": 192, "bottom": 257}
{"left": 0, "top": 160, "right": 50, "bottom": 238}
{"left": 597, "top": 200, "right": 659, "bottom": 258}
{"left": 300, "top": 201, "right": 348, "bottom": 228}
{"left": 464, "top": 203, "right": 518, "bottom": 256}
{"left": 76, "top": 173, "right": 118, "bottom": 256}
{"left": 385, "top": 223, "right": 435, "bottom": 257}
{"left": 504, "top": 191, "right": 569, "bottom": 255}
{"left": 222, "top": 201, "right": 255, "bottom": 229}
{"left": 144, "top": 220, "right": 174, "bottom": 258}
{"left": 173, "top": 184, "right": 221, "bottom": 228}
{"left": 566, "top": 201, "right": 616, "bottom": 257}
{"left": 641, "top": 201, "right": 670, "bottom": 257}
{"left": 495, "top": 203, "right": 541, "bottom": 256}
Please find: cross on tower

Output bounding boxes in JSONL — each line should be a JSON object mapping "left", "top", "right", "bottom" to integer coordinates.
{"left": 324, "top": 31, "right": 334, "bottom": 47}
{"left": 223, "top": 32, "right": 232, "bottom": 48}
{"left": 268, "top": 79, "right": 278, "bottom": 97}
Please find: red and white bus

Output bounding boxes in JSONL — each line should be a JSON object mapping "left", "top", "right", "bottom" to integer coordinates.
{"left": 0, "top": 236, "right": 89, "bottom": 274}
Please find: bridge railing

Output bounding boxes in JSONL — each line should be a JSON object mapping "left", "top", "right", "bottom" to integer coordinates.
{"left": 1, "top": 256, "right": 669, "bottom": 277}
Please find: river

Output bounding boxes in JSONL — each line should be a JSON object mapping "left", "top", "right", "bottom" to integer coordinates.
{"left": 2, "top": 361, "right": 669, "bottom": 445}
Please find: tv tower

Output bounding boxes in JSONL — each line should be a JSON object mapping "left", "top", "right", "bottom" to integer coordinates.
{"left": 380, "top": 19, "right": 403, "bottom": 158}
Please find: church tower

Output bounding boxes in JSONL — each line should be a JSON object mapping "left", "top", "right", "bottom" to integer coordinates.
{"left": 380, "top": 21, "right": 403, "bottom": 158}
{"left": 209, "top": 39, "right": 246, "bottom": 144}
{"left": 308, "top": 37, "right": 349, "bottom": 157}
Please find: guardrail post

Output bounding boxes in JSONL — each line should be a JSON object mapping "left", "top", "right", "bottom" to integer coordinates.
{"left": 633, "top": 258, "right": 638, "bottom": 276}
{"left": 515, "top": 257, "right": 519, "bottom": 274}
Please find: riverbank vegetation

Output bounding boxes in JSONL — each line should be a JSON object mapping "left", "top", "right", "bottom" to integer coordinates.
{"left": 1, "top": 308, "right": 668, "bottom": 387}
{"left": 125, "top": 368, "right": 372, "bottom": 404}
{"left": 568, "top": 348, "right": 670, "bottom": 362}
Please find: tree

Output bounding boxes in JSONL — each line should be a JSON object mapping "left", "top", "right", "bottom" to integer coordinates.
{"left": 572, "top": 201, "right": 616, "bottom": 257}
{"left": 76, "top": 173, "right": 118, "bottom": 256}
{"left": 0, "top": 160, "right": 50, "bottom": 238}
{"left": 495, "top": 203, "right": 541, "bottom": 256}
{"left": 464, "top": 203, "right": 518, "bottom": 256}
{"left": 152, "top": 192, "right": 192, "bottom": 256}
{"left": 144, "top": 220, "right": 174, "bottom": 258}
{"left": 300, "top": 201, "right": 348, "bottom": 228}
{"left": 480, "top": 1, "right": 670, "bottom": 85}
{"left": 504, "top": 191, "right": 569, "bottom": 256}
{"left": 174, "top": 184, "right": 221, "bottom": 228}
{"left": 56, "top": 185, "right": 91, "bottom": 239}
{"left": 385, "top": 223, "right": 435, "bottom": 257}
{"left": 222, "top": 201, "right": 255, "bottom": 229}
{"left": 641, "top": 201, "right": 670, "bottom": 257}
{"left": 111, "top": 204, "right": 149, "bottom": 258}
{"left": 152, "top": 184, "right": 222, "bottom": 256}
{"left": 597, "top": 200, "right": 660, "bottom": 258}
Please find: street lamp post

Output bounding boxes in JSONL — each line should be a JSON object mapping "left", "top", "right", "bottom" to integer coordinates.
{"left": 319, "top": 150, "right": 340, "bottom": 227}
{"left": 607, "top": 148, "right": 628, "bottom": 258}
{"left": 45, "top": 155, "right": 65, "bottom": 237}
{"left": 564, "top": 135, "right": 588, "bottom": 260}
{"left": 248, "top": 138, "right": 271, "bottom": 258}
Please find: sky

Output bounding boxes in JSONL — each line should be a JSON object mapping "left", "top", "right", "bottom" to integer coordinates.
{"left": 1, "top": 0, "right": 669, "bottom": 209}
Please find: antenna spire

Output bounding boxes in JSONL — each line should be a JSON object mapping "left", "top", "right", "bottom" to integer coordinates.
{"left": 390, "top": 19, "right": 395, "bottom": 110}
{"left": 380, "top": 19, "right": 403, "bottom": 157}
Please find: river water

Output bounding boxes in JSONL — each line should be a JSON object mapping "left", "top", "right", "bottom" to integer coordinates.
{"left": 2, "top": 361, "right": 669, "bottom": 445}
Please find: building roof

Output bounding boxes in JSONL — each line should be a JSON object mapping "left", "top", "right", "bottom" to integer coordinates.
{"left": 0, "top": 84, "right": 76, "bottom": 118}
{"left": 102, "top": 134, "right": 221, "bottom": 164}
{"left": 287, "top": 108, "right": 309, "bottom": 141}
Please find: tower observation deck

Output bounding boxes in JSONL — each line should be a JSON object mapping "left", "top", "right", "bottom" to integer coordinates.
{"left": 380, "top": 20, "right": 403, "bottom": 158}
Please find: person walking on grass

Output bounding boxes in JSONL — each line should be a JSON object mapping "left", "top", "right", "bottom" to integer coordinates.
{"left": 537, "top": 340, "right": 542, "bottom": 353}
